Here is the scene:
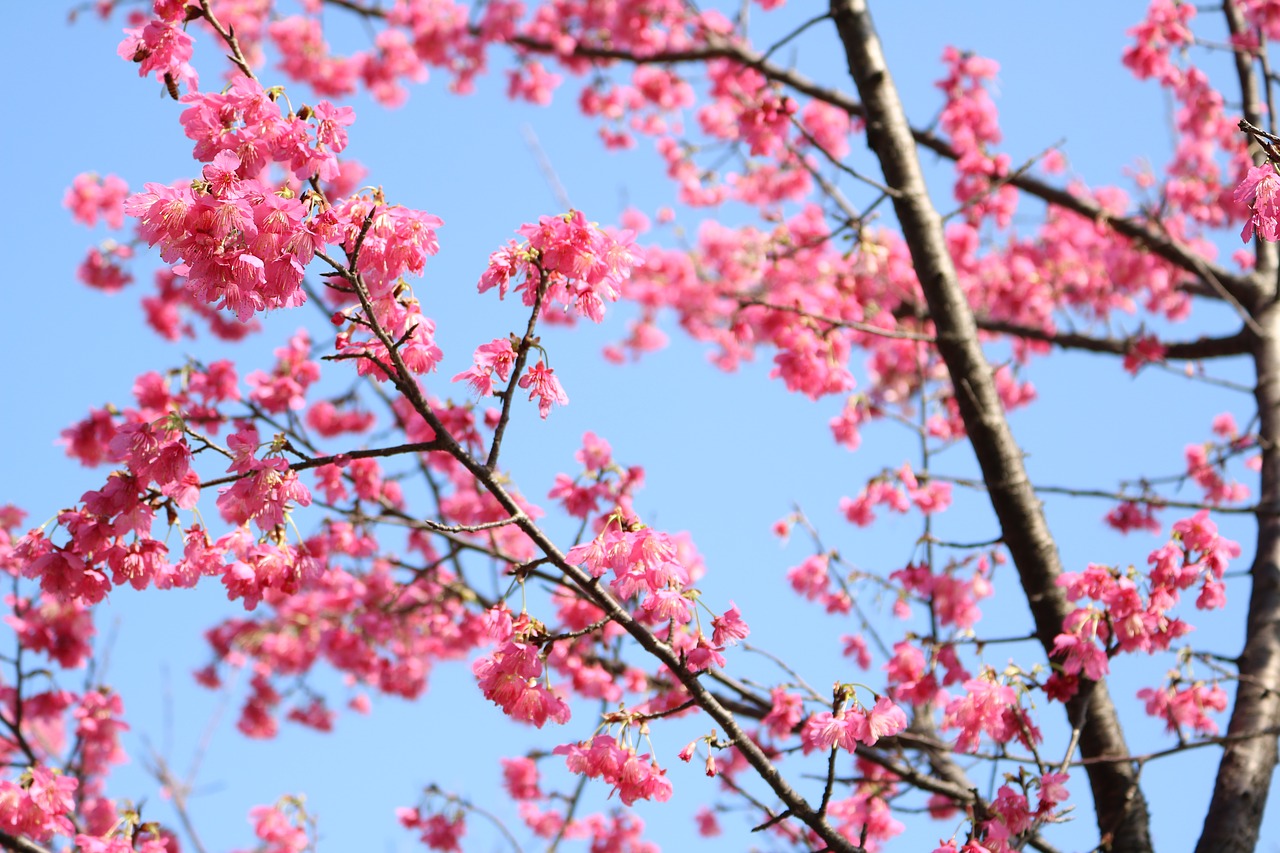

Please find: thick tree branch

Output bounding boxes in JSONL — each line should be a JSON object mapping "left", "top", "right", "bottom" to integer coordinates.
{"left": 0, "top": 831, "right": 52, "bottom": 853}
{"left": 897, "top": 297, "right": 1249, "bottom": 359}
{"left": 972, "top": 318, "right": 1250, "bottom": 360}
{"left": 933, "top": 473, "right": 1260, "bottom": 516}
{"left": 908, "top": 128, "right": 1259, "bottom": 308}
{"left": 1196, "top": 306, "right": 1280, "bottom": 853}
{"left": 1194, "top": 9, "right": 1280, "bottom": 849}
{"left": 826, "top": 2, "right": 1152, "bottom": 851}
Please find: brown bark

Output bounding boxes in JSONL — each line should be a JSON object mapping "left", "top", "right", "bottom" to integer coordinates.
{"left": 827, "top": 1, "right": 1152, "bottom": 849}
{"left": 1195, "top": 303, "right": 1280, "bottom": 853}
{"left": 1192, "top": 6, "right": 1280, "bottom": 846}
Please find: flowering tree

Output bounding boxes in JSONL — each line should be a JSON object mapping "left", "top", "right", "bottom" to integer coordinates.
{"left": 8, "top": 0, "right": 1280, "bottom": 851}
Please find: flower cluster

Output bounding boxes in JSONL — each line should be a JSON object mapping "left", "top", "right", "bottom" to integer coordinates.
{"left": 891, "top": 560, "right": 992, "bottom": 631}
{"left": 935, "top": 46, "right": 1017, "bottom": 227}
{"left": 564, "top": 523, "right": 695, "bottom": 617}
{"left": 117, "top": 0, "right": 198, "bottom": 95}
{"left": 1138, "top": 680, "right": 1228, "bottom": 736}
{"left": 126, "top": 150, "right": 319, "bottom": 321}
{"left": 554, "top": 734, "right": 673, "bottom": 806}
{"left": 941, "top": 674, "right": 1040, "bottom": 755}
{"left": 64, "top": 173, "right": 129, "bottom": 229}
{"left": 935, "top": 771, "right": 1070, "bottom": 853}
{"left": 478, "top": 210, "right": 641, "bottom": 323}
{"left": 247, "top": 330, "right": 320, "bottom": 413}
{"left": 838, "top": 464, "right": 952, "bottom": 529}
{"left": 216, "top": 425, "right": 313, "bottom": 531}
{"left": 244, "top": 799, "right": 312, "bottom": 853}
{"left": 398, "top": 807, "right": 466, "bottom": 852}
{"left": 0, "top": 766, "right": 78, "bottom": 844}
{"left": 1052, "top": 511, "right": 1239, "bottom": 699}
{"left": 884, "top": 640, "right": 951, "bottom": 707}
{"left": 1237, "top": 163, "right": 1280, "bottom": 244}
{"left": 472, "top": 607, "right": 571, "bottom": 728}
{"left": 124, "top": 73, "right": 364, "bottom": 324}
{"left": 799, "top": 696, "right": 908, "bottom": 753}
{"left": 1123, "top": 0, "right": 1196, "bottom": 83}
{"left": 178, "top": 75, "right": 354, "bottom": 182}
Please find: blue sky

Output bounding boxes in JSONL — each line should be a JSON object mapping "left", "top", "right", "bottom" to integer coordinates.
{"left": 3, "top": 2, "right": 1278, "bottom": 851}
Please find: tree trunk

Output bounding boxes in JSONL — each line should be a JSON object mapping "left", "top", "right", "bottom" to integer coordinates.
{"left": 1196, "top": 302, "right": 1280, "bottom": 853}
{"left": 827, "top": 2, "right": 1152, "bottom": 849}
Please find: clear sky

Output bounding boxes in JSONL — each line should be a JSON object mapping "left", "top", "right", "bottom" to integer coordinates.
{"left": 3, "top": 2, "right": 1278, "bottom": 851}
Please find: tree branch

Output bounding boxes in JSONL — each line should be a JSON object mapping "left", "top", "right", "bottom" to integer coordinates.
{"left": 972, "top": 319, "right": 1251, "bottom": 361}
{"left": 826, "top": 2, "right": 1152, "bottom": 850}
{"left": 0, "top": 831, "right": 53, "bottom": 853}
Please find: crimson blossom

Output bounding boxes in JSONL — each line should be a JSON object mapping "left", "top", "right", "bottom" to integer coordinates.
{"left": 11, "top": 1, "right": 1280, "bottom": 853}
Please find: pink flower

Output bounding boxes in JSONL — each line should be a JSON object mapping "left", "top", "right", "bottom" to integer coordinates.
{"left": 24, "top": 542, "right": 111, "bottom": 605}
{"left": 217, "top": 428, "right": 309, "bottom": 530}
{"left": 452, "top": 338, "right": 518, "bottom": 396}
{"left": 711, "top": 602, "right": 749, "bottom": 646}
{"left": 640, "top": 588, "right": 692, "bottom": 623}
{"left": 118, "top": 16, "right": 198, "bottom": 93}
{"left": 1236, "top": 163, "right": 1280, "bottom": 242}
{"left": 786, "top": 553, "right": 830, "bottom": 600}
{"left": 247, "top": 330, "right": 319, "bottom": 413}
{"left": 941, "top": 676, "right": 1026, "bottom": 753}
{"left": 507, "top": 60, "right": 562, "bottom": 105}
{"left": 1196, "top": 577, "right": 1226, "bottom": 609}
{"left": 248, "top": 803, "right": 309, "bottom": 851}
{"left": 1037, "top": 771, "right": 1070, "bottom": 815}
{"left": 418, "top": 813, "right": 466, "bottom": 851}
{"left": 576, "top": 431, "right": 613, "bottom": 470}
{"left": 478, "top": 242, "right": 525, "bottom": 298}
{"left": 26, "top": 765, "right": 77, "bottom": 822}
{"left": 482, "top": 212, "right": 640, "bottom": 322}
{"left": 518, "top": 361, "right": 569, "bottom": 418}
{"left": 501, "top": 757, "right": 542, "bottom": 800}
{"left": 76, "top": 245, "right": 134, "bottom": 292}
{"left": 109, "top": 420, "right": 191, "bottom": 487}
{"left": 1105, "top": 500, "right": 1162, "bottom": 534}
{"left": 694, "top": 805, "right": 721, "bottom": 837}
{"left": 1138, "top": 682, "right": 1228, "bottom": 735}
{"left": 1123, "top": 0, "right": 1195, "bottom": 82}
{"left": 59, "top": 409, "right": 119, "bottom": 468}
{"left": 762, "top": 687, "right": 803, "bottom": 738}
{"left": 864, "top": 697, "right": 909, "bottom": 745}
{"left": 1051, "top": 622, "right": 1110, "bottom": 681}
{"left": 842, "top": 634, "right": 873, "bottom": 669}
{"left": 1124, "top": 334, "right": 1167, "bottom": 374}
{"left": 64, "top": 173, "right": 130, "bottom": 228}
{"left": 800, "top": 709, "right": 865, "bottom": 753}
{"left": 884, "top": 640, "right": 940, "bottom": 706}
